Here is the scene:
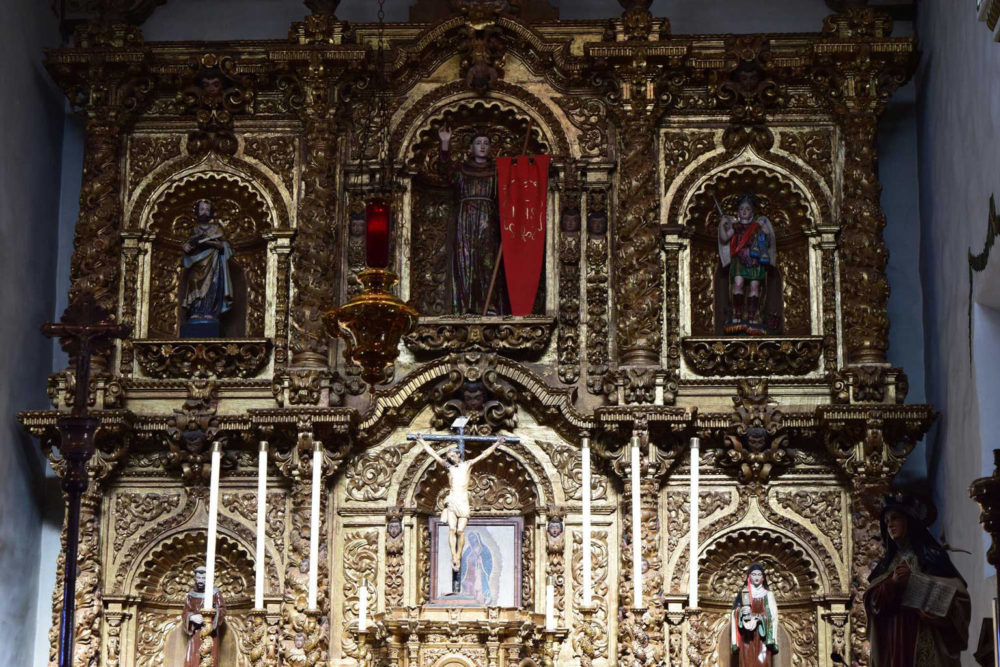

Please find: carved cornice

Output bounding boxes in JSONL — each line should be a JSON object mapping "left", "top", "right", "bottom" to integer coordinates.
{"left": 403, "top": 316, "right": 555, "bottom": 355}
{"left": 681, "top": 337, "right": 824, "bottom": 377}
{"left": 133, "top": 339, "right": 272, "bottom": 379}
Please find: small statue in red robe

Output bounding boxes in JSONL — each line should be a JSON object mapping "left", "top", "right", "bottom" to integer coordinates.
{"left": 731, "top": 563, "right": 779, "bottom": 666}
{"left": 864, "top": 494, "right": 970, "bottom": 667}
{"left": 182, "top": 565, "right": 226, "bottom": 667}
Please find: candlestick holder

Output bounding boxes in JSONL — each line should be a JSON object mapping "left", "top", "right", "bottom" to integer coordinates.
{"left": 622, "top": 607, "right": 651, "bottom": 666}
{"left": 197, "top": 609, "right": 217, "bottom": 667}
{"left": 247, "top": 608, "right": 269, "bottom": 667}
{"left": 576, "top": 605, "right": 598, "bottom": 667}
{"left": 356, "top": 626, "right": 370, "bottom": 667}
{"left": 542, "top": 626, "right": 568, "bottom": 667}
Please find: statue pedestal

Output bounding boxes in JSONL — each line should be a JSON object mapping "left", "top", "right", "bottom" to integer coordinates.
{"left": 181, "top": 318, "right": 220, "bottom": 338}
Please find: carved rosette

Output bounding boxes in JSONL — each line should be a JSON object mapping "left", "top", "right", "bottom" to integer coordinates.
{"left": 134, "top": 339, "right": 272, "bottom": 379}
{"left": 346, "top": 445, "right": 404, "bottom": 501}
{"left": 681, "top": 337, "right": 823, "bottom": 376}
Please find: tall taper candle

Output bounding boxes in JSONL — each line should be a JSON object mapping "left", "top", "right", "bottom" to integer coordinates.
{"left": 307, "top": 440, "right": 322, "bottom": 610}
{"left": 254, "top": 441, "right": 268, "bottom": 610}
{"left": 204, "top": 441, "right": 222, "bottom": 610}
{"left": 359, "top": 579, "right": 368, "bottom": 632}
{"left": 630, "top": 437, "right": 642, "bottom": 609}
{"left": 545, "top": 578, "right": 556, "bottom": 631}
{"left": 582, "top": 436, "right": 593, "bottom": 607}
{"left": 689, "top": 436, "right": 700, "bottom": 608}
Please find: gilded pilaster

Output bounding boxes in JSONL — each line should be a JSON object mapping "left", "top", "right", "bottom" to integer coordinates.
{"left": 289, "top": 62, "right": 340, "bottom": 370}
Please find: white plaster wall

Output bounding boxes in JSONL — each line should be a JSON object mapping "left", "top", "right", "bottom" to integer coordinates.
{"left": 0, "top": 0, "right": 65, "bottom": 665}
{"left": 915, "top": 0, "right": 1000, "bottom": 658}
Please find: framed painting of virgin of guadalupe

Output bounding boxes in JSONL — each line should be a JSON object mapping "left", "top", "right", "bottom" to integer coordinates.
{"left": 429, "top": 517, "right": 523, "bottom": 607}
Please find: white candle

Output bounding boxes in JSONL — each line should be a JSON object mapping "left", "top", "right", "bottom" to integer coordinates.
{"left": 630, "top": 437, "right": 642, "bottom": 609}
{"left": 204, "top": 441, "right": 222, "bottom": 611}
{"left": 545, "top": 579, "right": 556, "bottom": 631}
{"left": 689, "top": 437, "right": 700, "bottom": 609}
{"left": 254, "top": 441, "right": 268, "bottom": 610}
{"left": 307, "top": 440, "right": 322, "bottom": 610}
{"left": 581, "top": 437, "right": 593, "bottom": 607}
{"left": 359, "top": 579, "right": 368, "bottom": 632}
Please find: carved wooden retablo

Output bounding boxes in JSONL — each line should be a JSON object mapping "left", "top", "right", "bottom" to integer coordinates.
{"left": 21, "top": 1, "right": 932, "bottom": 665}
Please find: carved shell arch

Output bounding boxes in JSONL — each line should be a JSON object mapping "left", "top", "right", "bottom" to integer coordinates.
{"left": 148, "top": 171, "right": 273, "bottom": 243}
{"left": 127, "top": 148, "right": 292, "bottom": 233}
{"left": 391, "top": 80, "right": 572, "bottom": 168}
{"left": 123, "top": 521, "right": 282, "bottom": 602}
{"left": 670, "top": 134, "right": 833, "bottom": 230}
{"left": 684, "top": 165, "right": 816, "bottom": 236}
{"left": 132, "top": 530, "right": 253, "bottom": 604}
{"left": 393, "top": 433, "right": 558, "bottom": 513}
{"left": 698, "top": 527, "right": 823, "bottom": 605}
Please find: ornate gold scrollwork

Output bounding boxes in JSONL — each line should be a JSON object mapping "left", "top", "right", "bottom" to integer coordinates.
{"left": 134, "top": 339, "right": 272, "bottom": 379}
{"left": 682, "top": 337, "right": 823, "bottom": 377}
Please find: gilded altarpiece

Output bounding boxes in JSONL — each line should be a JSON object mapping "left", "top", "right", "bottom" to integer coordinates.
{"left": 23, "top": 1, "right": 931, "bottom": 666}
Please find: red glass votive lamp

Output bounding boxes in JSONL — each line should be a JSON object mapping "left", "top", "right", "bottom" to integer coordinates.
{"left": 365, "top": 198, "right": 391, "bottom": 269}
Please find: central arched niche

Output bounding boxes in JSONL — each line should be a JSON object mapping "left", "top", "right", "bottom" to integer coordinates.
{"left": 405, "top": 97, "right": 553, "bottom": 317}
{"left": 686, "top": 167, "right": 814, "bottom": 336}
{"left": 146, "top": 171, "right": 273, "bottom": 339}
{"left": 414, "top": 447, "right": 540, "bottom": 514}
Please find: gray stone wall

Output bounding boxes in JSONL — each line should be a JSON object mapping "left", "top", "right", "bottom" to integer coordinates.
{"left": 0, "top": 1, "right": 64, "bottom": 665}
{"left": 916, "top": 1, "right": 1000, "bottom": 657}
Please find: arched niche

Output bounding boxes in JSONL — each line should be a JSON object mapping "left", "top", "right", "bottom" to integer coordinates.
{"left": 389, "top": 428, "right": 558, "bottom": 608}
{"left": 685, "top": 167, "right": 815, "bottom": 337}
{"left": 697, "top": 528, "right": 824, "bottom": 667}
{"left": 699, "top": 528, "right": 821, "bottom": 605}
{"left": 142, "top": 169, "right": 275, "bottom": 339}
{"left": 131, "top": 531, "right": 252, "bottom": 667}
{"left": 430, "top": 655, "right": 477, "bottom": 667}
{"left": 390, "top": 83, "right": 569, "bottom": 317}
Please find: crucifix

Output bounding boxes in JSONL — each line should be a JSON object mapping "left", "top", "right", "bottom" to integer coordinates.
{"left": 41, "top": 293, "right": 129, "bottom": 667}
{"left": 407, "top": 418, "right": 519, "bottom": 594}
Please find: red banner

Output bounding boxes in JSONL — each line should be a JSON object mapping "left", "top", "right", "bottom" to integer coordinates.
{"left": 496, "top": 154, "right": 550, "bottom": 316}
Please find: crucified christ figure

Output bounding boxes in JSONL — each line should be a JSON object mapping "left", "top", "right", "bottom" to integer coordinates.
{"left": 413, "top": 434, "right": 505, "bottom": 577}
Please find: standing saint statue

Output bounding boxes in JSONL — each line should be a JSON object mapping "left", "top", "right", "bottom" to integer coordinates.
{"left": 413, "top": 434, "right": 505, "bottom": 586}
{"left": 718, "top": 193, "right": 777, "bottom": 335}
{"left": 438, "top": 124, "right": 508, "bottom": 315}
{"left": 181, "top": 565, "right": 226, "bottom": 667}
{"left": 730, "top": 563, "right": 779, "bottom": 666}
{"left": 864, "top": 494, "right": 970, "bottom": 666}
{"left": 180, "top": 199, "right": 234, "bottom": 338}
